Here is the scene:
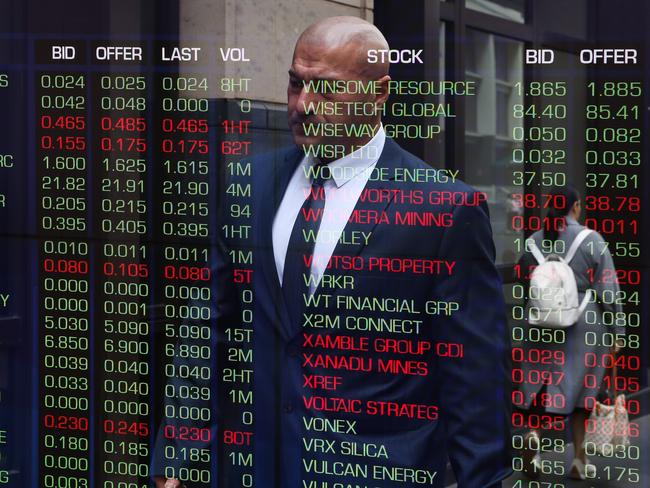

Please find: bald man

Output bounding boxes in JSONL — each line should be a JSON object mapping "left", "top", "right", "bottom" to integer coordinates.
{"left": 154, "top": 16, "right": 512, "bottom": 488}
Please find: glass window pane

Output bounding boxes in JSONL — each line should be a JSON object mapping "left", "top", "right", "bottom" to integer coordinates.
{"left": 466, "top": 0, "right": 526, "bottom": 23}
{"left": 495, "top": 37, "right": 510, "bottom": 80}
{"left": 538, "top": 50, "right": 587, "bottom": 199}
{"left": 464, "top": 30, "right": 523, "bottom": 265}
{"left": 433, "top": 21, "right": 447, "bottom": 163}
{"left": 537, "top": 0, "right": 587, "bottom": 38}
{"left": 496, "top": 87, "right": 510, "bottom": 136}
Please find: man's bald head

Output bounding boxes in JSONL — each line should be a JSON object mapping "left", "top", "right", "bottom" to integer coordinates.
{"left": 294, "top": 16, "right": 389, "bottom": 80}
{"left": 287, "top": 16, "right": 392, "bottom": 159}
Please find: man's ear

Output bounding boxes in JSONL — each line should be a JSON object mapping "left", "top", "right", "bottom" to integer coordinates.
{"left": 374, "top": 75, "right": 391, "bottom": 109}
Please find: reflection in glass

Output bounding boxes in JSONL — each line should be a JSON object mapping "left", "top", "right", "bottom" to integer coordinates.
{"left": 539, "top": 51, "right": 587, "bottom": 199}
{"left": 435, "top": 22, "right": 446, "bottom": 163}
{"left": 464, "top": 29, "right": 523, "bottom": 264}
{"left": 466, "top": 0, "right": 525, "bottom": 23}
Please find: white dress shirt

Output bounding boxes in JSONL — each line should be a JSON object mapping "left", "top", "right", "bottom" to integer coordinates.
{"left": 272, "top": 126, "right": 386, "bottom": 293}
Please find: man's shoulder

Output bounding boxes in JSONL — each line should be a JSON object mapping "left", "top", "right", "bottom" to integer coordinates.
{"left": 243, "top": 145, "right": 301, "bottom": 180}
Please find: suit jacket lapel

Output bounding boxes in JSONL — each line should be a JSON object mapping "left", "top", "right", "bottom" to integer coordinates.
{"left": 258, "top": 146, "right": 304, "bottom": 339}
{"left": 325, "top": 138, "right": 402, "bottom": 265}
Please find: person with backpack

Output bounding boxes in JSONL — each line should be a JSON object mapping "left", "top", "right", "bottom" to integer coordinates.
{"left": 514, "top": 184, "right": 624, "bottom": 480}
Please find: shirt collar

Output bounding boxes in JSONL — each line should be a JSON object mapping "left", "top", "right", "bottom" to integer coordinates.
{"left": 303, "top": 125, "right": 385, "bottom": 189}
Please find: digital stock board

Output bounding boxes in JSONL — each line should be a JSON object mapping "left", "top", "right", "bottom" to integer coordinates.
{"left": 0, "top": 1, "right": 647, "bottom": 487}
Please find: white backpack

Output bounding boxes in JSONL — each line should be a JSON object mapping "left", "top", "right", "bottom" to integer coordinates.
{"left": 526, "top": 228, "right": 594, "bottom": 328}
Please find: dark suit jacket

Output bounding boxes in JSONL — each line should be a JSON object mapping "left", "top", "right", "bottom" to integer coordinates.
{"left": 154, "top": 138, "right": 513, "bottom": 487}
